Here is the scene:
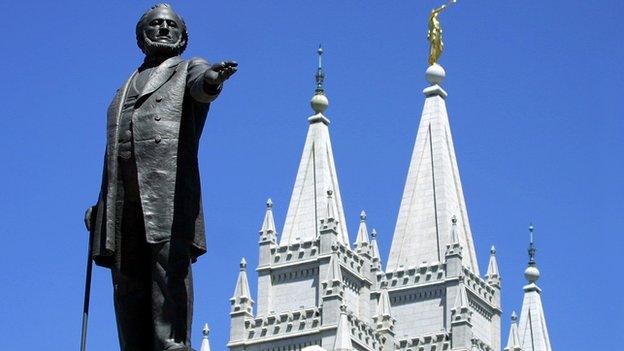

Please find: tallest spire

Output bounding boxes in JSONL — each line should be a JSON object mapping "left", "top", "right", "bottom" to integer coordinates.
{"left": 386, "top": 64, "right": 479, "bottom": 274}
{"left": 280, "top": 46, "right": 348, "bottom": 247}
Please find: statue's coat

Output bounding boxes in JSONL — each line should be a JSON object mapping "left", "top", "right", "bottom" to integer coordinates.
{"left": 91, "top": 56, "right": 217, "bottom": 267}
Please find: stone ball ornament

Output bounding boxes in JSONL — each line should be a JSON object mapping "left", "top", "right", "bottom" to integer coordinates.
{"left": 426, "top": 63, "right": 446, "bottom": 85}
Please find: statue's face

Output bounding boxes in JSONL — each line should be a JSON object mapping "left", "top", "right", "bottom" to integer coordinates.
{"left": 138, "top": 6, "right": 187, "bottom": 57}
{"left": 143, "top": 7, "right": 183, "bottom": 47}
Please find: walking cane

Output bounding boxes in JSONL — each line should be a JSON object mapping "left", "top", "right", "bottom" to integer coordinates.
{"left": 80, "top": 207, "right": 95, "bottom": 351}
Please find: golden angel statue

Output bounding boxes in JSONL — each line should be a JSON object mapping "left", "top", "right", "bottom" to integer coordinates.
{"left": 427, "top": 0, "right": 456, "bottom": 65}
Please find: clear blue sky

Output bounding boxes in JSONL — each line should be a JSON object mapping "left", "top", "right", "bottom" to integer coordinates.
{"left": 1, "top": 1, "right": 622, "bottom": 349}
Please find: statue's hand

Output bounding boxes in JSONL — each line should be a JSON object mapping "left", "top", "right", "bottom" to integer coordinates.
{"left": 84, "top": 206, "right": 95, "bottom": 232}
{"left": 203, "top": 61, "right": 238, "bottom": 86}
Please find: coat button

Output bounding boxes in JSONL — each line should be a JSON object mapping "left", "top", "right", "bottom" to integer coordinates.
{"left": 154, "top": 115, "right": 161, "bottom": 121}
{"left": 155, "top": 136, "right": 161, "bottom": 143}
{"left": 156, "top": 96, "right": 163, "bottom": 102}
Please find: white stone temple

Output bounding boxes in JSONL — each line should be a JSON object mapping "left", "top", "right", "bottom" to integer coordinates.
{"left": 209, "top": 47, "right": 553, "bottom": 351}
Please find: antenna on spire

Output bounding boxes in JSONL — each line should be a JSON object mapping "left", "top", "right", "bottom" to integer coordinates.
{"left": 528, "top": 223, "right": 536, "bottom": 267}
{"left": 315, "top": 44, "right": 325, "bottom": 94}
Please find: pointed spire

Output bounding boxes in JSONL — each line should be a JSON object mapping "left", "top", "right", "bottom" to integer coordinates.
{"left": 200, "top": 323, "right": 211, "bottom": 351}
{"left": 334, "top": 305, "right": 352, "bottom": 351}
{"left": 444, "top": 216, "right": 463, "bottom": 259}
{"left": 355, "top": 210, "right": 370, "bottom": 248}
{"left": 486, "top": 245, "right": 501, "bottom": 288}
{"left": 375, "top": 288, "right": 393, "bottom": 318}
{"left": 370, "top": 228, "right": 383, "bottom": 273}
{"left": 281, "top": 46, "right": 348, "bottom": 247}
{"left": 517, "top": 223, "right": 552, "bottom": 351}
{"left": 453, "top": 283, "right": 469, "bottom": 310}
{"left": 326, "top": 247, "right": 343, "bottom": 283}
{"left": 370, "top": 228, "right": 381, "bottom": 261}
{"left": 504, "top": 312, "right": 522, "bottom": 351}
{"left": 387, "top": 64, "right": 479, "bottom": 274}
{"left": 232, "top": 258, "right": 252, "bottom": 301}
{"left": 259, "top": 198, "right": 277, "bottom": 239}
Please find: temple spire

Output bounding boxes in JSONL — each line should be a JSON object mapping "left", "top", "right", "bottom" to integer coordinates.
{"left": 387, "top": 64, "right": 479, "bottom": 274}
{"left": 259, "top": 198, "right": 277, "bottom": 238}
{"left": 232, "top": 258, "right": 252, "bottom": 302}
{"left": 280, "top": 46, "right": 349, "bottom": 247}
{"left": 200, "top": 323, "right": 211, "bottom": 351}
{"left": 486, "top": 245, "right": 501, "bottom": 288}
{"left": 375, "top": 288, "right": 393, "bottom": 318}
{"left": 355, "top": 210, "right": 370, "bottom": 250}
{"left": 504, "top": 312, "right": 522, "bottom": 351}
{"left": 517, "top": 224, "right": 552, "bottom": 351}
{"left": 370, "top": 229, "right": 381, "bottom": 260}
{"left": 334, "top": 305, "right": 352, "bottom": 351}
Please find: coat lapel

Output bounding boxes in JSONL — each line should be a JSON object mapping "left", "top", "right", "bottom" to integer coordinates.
{"left": 139, "top": 56, "right": 184, "bottom": 99}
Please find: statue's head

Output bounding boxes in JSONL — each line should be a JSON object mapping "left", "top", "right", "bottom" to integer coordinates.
{"left": 136, "top": 4, "right": 188, "bottom": 58}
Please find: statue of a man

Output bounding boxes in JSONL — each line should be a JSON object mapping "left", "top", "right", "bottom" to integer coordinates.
{"left": 85, "top": 4, "right": 237, "bottom": 350}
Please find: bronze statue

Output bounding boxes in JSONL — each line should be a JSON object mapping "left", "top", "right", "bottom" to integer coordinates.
{"left": 427, "top": 0, "right": 456, "bottom": 65}
{"left": 84, "top": 4, "right": 237, "bottom": 350}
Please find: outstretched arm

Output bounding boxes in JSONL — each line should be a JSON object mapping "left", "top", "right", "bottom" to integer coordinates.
{"left": 188, "top": 58, "right": 238, "bottom": 103}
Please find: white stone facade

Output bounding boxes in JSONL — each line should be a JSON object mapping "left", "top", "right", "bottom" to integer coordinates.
{"left": 223, "top": 62, "right": 552, "bottom": 351}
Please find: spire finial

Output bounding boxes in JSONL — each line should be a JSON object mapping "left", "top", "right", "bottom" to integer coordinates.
{"left": 266, "top": 198, "right": 273, "bottom": 209}
{"left": 528, "top": 223, "right": 536, "bottom": 266}
{"left": 371, "top": 228, "right": 378, "bottom": 239}
{"left": 315, "top": 44, "right": 325, "bottom": 94}
{"left": 490, "top": 245, "right": 496, "bottom": 255}
{"left": 203, "top": 323, "right": 210, "bottom": 337}
{"left": 240, "top": 257, "right": 247, "bottom": 270}
{"left": 310, "top": 45, "right": 329, "bottom": 114}
{"left": 511, "top": 311, "right": 518, "bottom": 322}
{"left": 360, "top": 210, "right": 367, "bottom": 222}
{"left": 524, "top": 223, "right": 541, "bottom": 283}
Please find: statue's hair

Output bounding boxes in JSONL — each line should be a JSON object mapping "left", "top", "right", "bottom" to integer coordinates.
{"left": 136, "top": 3, "right": 189, "bottom": 55}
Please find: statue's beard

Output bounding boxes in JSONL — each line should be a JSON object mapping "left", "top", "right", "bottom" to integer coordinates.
{"left": 140, "top": 33, "right": 183, "bottom": 58}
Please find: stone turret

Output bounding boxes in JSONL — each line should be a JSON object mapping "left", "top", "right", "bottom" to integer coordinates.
{"left": 333, "top": 305, "right": 352, "bottom": 351}
{"left": 257, "top": 199, "right": 276, "bottom": 317}
{"left": 229, "top": 258, "right": 253, "bottom": 343}
{"left": 200, "top": 324, "right": 211, "bottom": 351}
{"left": 355, "top": 210, "right": 371, "bottom": 257}
{"left": 370, "top": 228, "right": 382, "bottom": 274}
{"left": 321, "top": 247, "right": 345, "bottom": 326}
{"left": 450, "top": 282, "right": 473, "bottom": 349}
{"left": 445, "top": 216, "right": 463, "bottom": 278}
{"left": 504, "top": 312, "right": 522, "bottom": 351}
{"left": 373, "top": 288, "right": 395, "bottom": 350}
{"left": 486, "top": 245, "right": 501, "bottom": 288}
